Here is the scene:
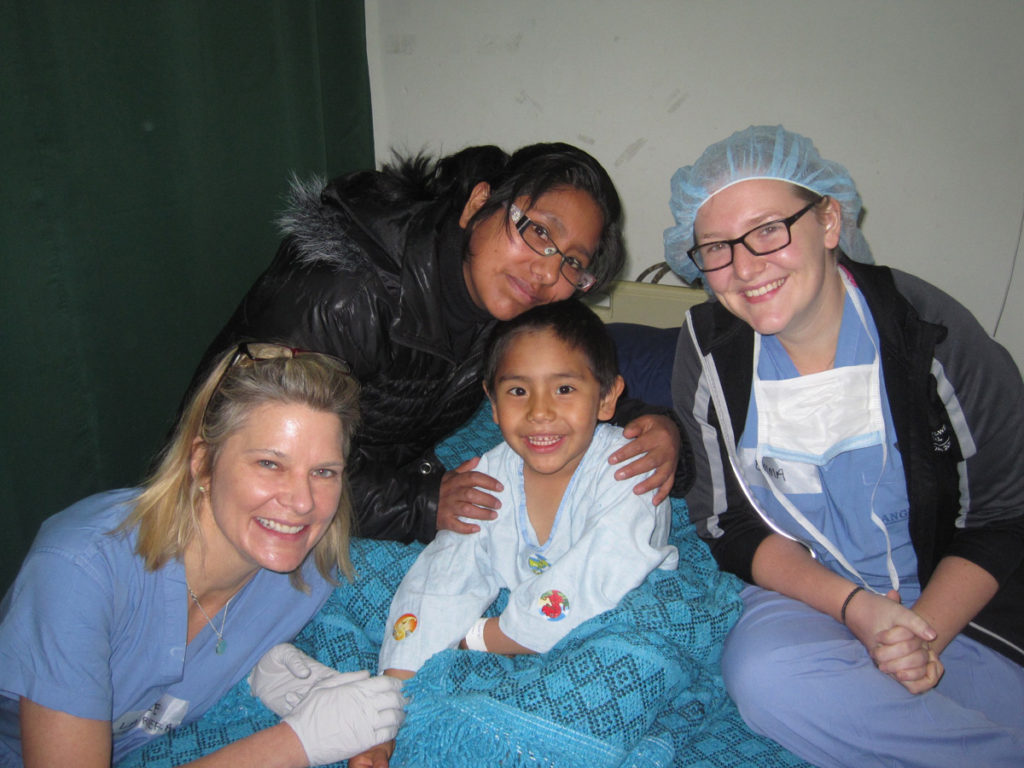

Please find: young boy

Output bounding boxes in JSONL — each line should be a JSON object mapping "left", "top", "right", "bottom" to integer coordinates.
{"left": 378, "top": 298, "right": 679, "bottom": 677}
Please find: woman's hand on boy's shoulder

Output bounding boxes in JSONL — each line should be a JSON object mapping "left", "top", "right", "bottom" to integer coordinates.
{"left": 438, "top": 456, "right": 503, "bottom": 534}
{"left": 609, "top": 414, "right": 681, "bottom": 505}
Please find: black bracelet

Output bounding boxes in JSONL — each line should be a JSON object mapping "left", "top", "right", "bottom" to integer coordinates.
{"left": 840, "top": 586, "right": 865, "bottom": 625}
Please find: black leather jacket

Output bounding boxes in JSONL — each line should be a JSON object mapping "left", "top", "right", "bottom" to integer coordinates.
{"left": 196, "top": 174, "right": 493, "bottom": 542}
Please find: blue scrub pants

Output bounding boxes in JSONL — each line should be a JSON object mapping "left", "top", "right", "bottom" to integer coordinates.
{"left": 722, "top": 586, "right": 1024, "bottom": 767}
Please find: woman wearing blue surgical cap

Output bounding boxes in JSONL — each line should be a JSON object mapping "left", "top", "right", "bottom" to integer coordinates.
{"left": 666, "top": 125, "right": 1024, "bottom": 766}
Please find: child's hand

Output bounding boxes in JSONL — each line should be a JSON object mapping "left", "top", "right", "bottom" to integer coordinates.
{"left": 348, "top": 740, "right": 395, "bottom": 768}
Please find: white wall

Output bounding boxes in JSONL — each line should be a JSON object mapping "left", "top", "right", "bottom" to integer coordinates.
{"left": 364, "top": 0, "right": 1024, "bottom": 369}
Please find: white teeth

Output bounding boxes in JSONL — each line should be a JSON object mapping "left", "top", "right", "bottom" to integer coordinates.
{"left": 257, "top": 517, "right": 304, "bottom": 534}
{"left": 745, "top": 278, "right": 785, "bottom": 298}
{"left": 527, "top": 435, "right": 561, "bottom": 446}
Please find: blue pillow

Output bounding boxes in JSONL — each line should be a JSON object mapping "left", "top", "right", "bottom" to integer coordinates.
{"left": 606, "top": 323, "right": 679, "bottom": 410}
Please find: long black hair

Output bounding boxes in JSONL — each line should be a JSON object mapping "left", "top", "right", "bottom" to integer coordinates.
{"left": 349, "top": 142, "right": 625, "bottom": 294}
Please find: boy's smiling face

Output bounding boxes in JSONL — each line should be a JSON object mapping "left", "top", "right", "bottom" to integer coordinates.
{"left": 486, "top": 328, "right": 623, "bottom": 486}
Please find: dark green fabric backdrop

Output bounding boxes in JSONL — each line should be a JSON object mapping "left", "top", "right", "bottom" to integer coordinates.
{"left": 0, "top": 1, "right": 374, "bottom": 594}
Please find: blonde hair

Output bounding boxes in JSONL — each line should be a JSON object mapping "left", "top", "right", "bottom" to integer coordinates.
{"left": 120, "top": 346, "right": 360, "bottom": 591}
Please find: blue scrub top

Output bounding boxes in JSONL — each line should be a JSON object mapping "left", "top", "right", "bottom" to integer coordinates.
{"left": 737, "top": 286, "right": 921, "bottom": 600}
{"left": 0, "top": 489, "right": 335, "bottom": 763}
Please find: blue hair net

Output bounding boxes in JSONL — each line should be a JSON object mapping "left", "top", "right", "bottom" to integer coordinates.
{"left": 664, "top": 125, "right": 873, "bottom": 285}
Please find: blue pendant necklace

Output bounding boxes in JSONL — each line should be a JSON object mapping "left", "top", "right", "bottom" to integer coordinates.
{"left": 187, "top": 584, "right": 234, "bottom": 655}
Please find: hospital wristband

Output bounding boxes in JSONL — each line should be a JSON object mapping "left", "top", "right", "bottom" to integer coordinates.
{"left": 840, "top": 586, "right": 865, "bottom": 625}
{"left": 464, "top": 618, "right": 489, "bottom": 651}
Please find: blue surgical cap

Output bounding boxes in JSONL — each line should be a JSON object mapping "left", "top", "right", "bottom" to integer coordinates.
{"left": 664, "top": 125, "right": 873, "bottom": 285}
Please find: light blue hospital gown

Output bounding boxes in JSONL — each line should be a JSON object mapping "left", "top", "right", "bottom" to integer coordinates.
{"left": 378, "top": 423, "right": 678, "bottom": 673}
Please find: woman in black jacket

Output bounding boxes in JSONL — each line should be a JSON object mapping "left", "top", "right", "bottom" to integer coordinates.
{"left": 192, "top": 142, "right": 684, "bottom": 543}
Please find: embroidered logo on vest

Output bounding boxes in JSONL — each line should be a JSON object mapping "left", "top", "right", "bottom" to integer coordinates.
{"left": 931, "top": 424, "right": 952, "bottom": 453}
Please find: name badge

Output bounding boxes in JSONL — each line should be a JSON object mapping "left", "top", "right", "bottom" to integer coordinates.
{"left": 112, "top": 693, "right": 189, "bottom": 737}
{"left": 757, "top": 456, "right": 822, "bottom": 495}
{"left": 739, "top": 446, "right": 822, "bottom": 495}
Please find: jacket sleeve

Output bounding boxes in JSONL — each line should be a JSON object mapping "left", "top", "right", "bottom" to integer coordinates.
{"left": 184, "top": 235, "right": 381, "bottom": 397}
{"left": 184, "top": 235, "right": 445, "bottom": 544}
{"left": 901, "top": 271, "right": 1024, "bottom": 584}
{"left": 347, "top": 448, "right": 443, "bottom": 543}
{"left": 671, "top": 318, "right": 771, "bottom": 584}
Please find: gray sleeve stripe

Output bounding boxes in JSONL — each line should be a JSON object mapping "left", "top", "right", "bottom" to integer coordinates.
{"left": 932, "top": 357, "right": 973, "bottom": 528}
{"left": 692, "top": 374, "right": 725, "bottom": 538}
{"left": 685, "top": 321, "right": 797, "bottom": 544}
{"left": 932, "top": 358, "right": 976, "bottom": 458}
{"left": 682, "top": 319, "right": 727, "bottom": 539}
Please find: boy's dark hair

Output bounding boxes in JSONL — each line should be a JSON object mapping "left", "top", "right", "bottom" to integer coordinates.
{"left": 483, "top": 300, "right": 620, "bottom": 396}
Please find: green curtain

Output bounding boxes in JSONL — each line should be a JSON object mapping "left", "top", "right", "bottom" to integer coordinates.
{"left": 0, "top": 1, "right": 374, "bottom": 594}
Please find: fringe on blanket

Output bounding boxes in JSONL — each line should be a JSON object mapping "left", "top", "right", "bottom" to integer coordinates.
{"left": 396, "top": 677, "right": 628, "bottom": 768}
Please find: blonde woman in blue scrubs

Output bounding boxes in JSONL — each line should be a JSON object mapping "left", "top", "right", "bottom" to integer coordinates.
{"left": 0, "top": 346, "right": 404, "bottom": 767}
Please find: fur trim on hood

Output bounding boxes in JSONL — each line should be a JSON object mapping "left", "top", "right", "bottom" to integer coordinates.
{"left": 275, "top": 174, "right": 360, "bottom": 268}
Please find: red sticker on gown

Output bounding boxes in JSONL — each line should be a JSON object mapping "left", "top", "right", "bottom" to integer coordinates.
{"left": 538, "top": 590, "right": 569, "bottom": 621}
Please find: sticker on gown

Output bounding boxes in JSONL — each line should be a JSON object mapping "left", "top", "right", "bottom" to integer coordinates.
{"left": 392, "top": 613, "right": 418, "bottom": 640}
{"left": 538, "top": 590, "right": 569, "bottom": 621}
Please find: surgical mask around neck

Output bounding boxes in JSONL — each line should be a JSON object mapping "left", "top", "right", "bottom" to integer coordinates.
{"left": 750, "top": 268, "right": 900, "bottom": 591}
{"left": 754, "top": 358, "right": 884, "bottom": 466}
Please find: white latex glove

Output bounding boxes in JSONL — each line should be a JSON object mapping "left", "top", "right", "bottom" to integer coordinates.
{"left": 249, "top": 643, "right": 361, "bottom": 716}
{"left": 282, "top": 674, "right": 406, "bottom": 766}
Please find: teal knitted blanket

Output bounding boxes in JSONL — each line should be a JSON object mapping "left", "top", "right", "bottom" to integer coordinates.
{"left": 391, "top": 507, "right": 743, "bottom": 768}
{"left": 118, "top": 406, "right": 807, "bottom": 768}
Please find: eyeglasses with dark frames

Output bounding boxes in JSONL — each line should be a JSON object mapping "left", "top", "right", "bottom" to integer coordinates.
{"left": 686, "top": 197, "right": 825, "bottom": 273}
{"left": 509, "top": 204, "right": 597, "bottom": 292}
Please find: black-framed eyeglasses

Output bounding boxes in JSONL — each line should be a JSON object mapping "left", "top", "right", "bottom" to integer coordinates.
{"left": 509, "top": 204, "right": 597, "bottom": 292}
{"left": 686, "top": 198, "right": 824, "bottom": 273}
